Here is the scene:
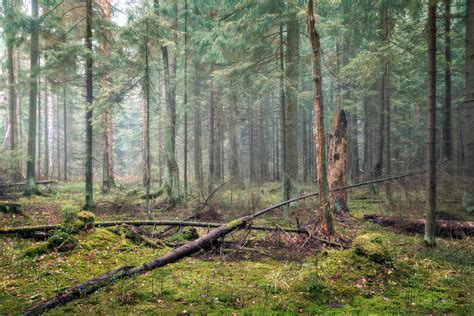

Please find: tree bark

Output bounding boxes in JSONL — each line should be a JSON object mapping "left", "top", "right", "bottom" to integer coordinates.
{"left": 25, "top": 0, "right": 39, "bottom": 196}
{"left": 228, "top": 94, "right": 241, "bottom": 185}
{"left": 307, "top": 0, "right": 334, "bottom": 235}
{"left": 183, "top": 0, "right": 189, "bottom": 202}
{"left": 279, "top": 24, "right": 285, "bottom": 184}
{"left": 364, "top": 215, "right": 474, "bottom": 237}
{"left": 100, "top": 0, "right": 114, "bottom": 193}
{"left": 328, "top": 110, "right": 349, "bottom": 213}
{"left": 37, "top": 59, "right": 41, "bottom": 181}
{"left": 193, "top": 86, "right": 203, "bottom": 186}
{"left": 443, "top": 0, "right": 453, "bottom": 162}
{"left": 425, "top": 0, "right": 437, "bottom": 246}
{"left": 44, "top": 82, "right": 49, "bottom": 179}
{"left": 3, "top": 0, "right": 22, "bottom": 182}
{"left": 463, "top": 0, "right": 474, "bottom": 212}
{"left": 84, "top": 0, "right": 94, "bottom": 210}
{"left": 62, "top": 85, "right": 67, "bottom": 181}
{"left": 208, "top": 76, "right": 216, "bottom": 192}
{"left": 283, "top": 10, "right": 299, "bottom": 200}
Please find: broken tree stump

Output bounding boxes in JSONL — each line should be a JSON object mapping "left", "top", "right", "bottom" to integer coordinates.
{"left": 328, "top": 109, "right": 349, "bottom": 213}
{"left": 364, "top": 214, "right": 474, "bottom": 237}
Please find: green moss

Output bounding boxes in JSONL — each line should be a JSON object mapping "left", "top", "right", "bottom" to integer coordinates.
{"left": 226, "top": 219, "right": 243, "bottom": 229}
{"left": 76, "top": 211, "right": 95, "bottom": 227}
{"left": 47, "top": 232, "right": 78, "bottom": 252}
{"left": 181, "top": 227, "right": 199, "bottom": 241}
{"left": 64, "top": 211, "right": 96, "bottom": 233}
{"left": 23, "top": 242, "right": 49, "bottom": 257}
{"left": 352, "top": 233, "right": 392, "bottom": 264}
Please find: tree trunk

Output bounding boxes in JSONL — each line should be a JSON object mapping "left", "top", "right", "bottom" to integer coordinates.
{"left": 44, "top": 82, "right": 49, "bottom": 178}
{"left": 283, "top": 11, "right": 299, "bottom": 200}
{"left": 228, "top": 94, "right": 241, "bottom": 185}
{"left": 193, "top": 82, "right": 203, "bottom": 187}
{"left": 84, "top": 0, "right": 94, "bottom": 210}
{"left": 279, "top": 24, "right": 285, "bottom": 184}
{"left": 443, "top": 0, "right": 453, "bottom": 162}
{"left": 363, "top": 98, "right": 370, "bottom": 180}
{"left": 463, "top": 0, "right": 474, "bottom": 212}
{"left": 3, "top": 0, "right": 22, "bottom": 182}
{"left": 425, "top": 0, "right": 437, "bottom": 246}
{"left": 373, "top": 3, "right": 389, "bottom": 180}
{"left": 208, "top": 75, "right": 217, "bottom": 193}
{"left": 364, "top": 215, "right": 474, "bottom": 237}
{"left": 25, "top": 0, "right": 39, "bottom": 196}
{"left": 63, "top": 85, "right": 67, "bottom": 181}
{"left": 143, "top": 20, "right": 151, "bottom": 216}
{"left": 248, "top": 102, "right": 255, "bottom": 182}
{"left": 215, "top": 93, "right": 223, "bottom": 183}
{"left": 37, "top": 59, "right": 41, "bottom": 181}
{"left": 383, "top": 5, "right": 392, "bottom": 201}
{"left": 161, "top": 44, "right": 180, "bottom": 203}
{"left": 350, "top": 109, "right": 360, "bottom": 182}
{"left": 307, "top": 0, "right": 334, "bottom": 235}
{"left": 183, "top": 0, "right": 189, "bottom": 202}
{"left": 302, "top": 104, "right": 309, "bottom": 183}
{"left": 100, "top": 0, "right": 114, "bottom": 193}
{"left": 56, "top": 94, "right": 61, "bottom": 180}
{"left": 328, "top": 110, "right": 349, "bottom": 213}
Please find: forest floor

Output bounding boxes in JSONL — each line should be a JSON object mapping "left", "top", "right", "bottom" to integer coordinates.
{"left": 0, "top": 181, "right": 473, "bottom": 315}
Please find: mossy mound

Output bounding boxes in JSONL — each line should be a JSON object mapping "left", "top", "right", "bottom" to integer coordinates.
{"left": 47, "top": 231, "right": 78, "bottom": 252}
{"left": 81, "top": 228, "right": 129, "bottom": 250}
{"left": 64, "top": 211, "right": 96, "bottom": 233}
{"left": 352, "top": 233, "right": 391, "bottom": 264}
{"left": 23, "top": 242, "right": 49, "bottom": 257}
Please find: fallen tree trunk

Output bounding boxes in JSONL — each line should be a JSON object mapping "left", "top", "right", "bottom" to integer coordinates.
{"left": 0, "top": 220, "right": 307, "bottom": 236}
{"left": 23, "top": 172, "right": 426, "bottom": 315}
{"left": 24, "top": 194, "right": 309, "bottom": 315}
{"left": 0, "top": 180, "right": 56, "bottom": 189}
{"left": 364, "top": 214, "right": 474, "bottom": 236}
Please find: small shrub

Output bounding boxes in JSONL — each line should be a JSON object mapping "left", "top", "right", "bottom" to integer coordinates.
{"left": 60, "top": 203, "right": 81, "bottom": 224}
{"left": 301, "top": 272, "right": 325, "bottom": 293}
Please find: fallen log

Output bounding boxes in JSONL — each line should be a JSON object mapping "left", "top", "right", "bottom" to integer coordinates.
{"left": 0, "top": 220, "right": 307, "bottom": 236}
{"left": 24, "top": 191, "right": 320, "bottom": 315}
{"left": 363, "top": 214, "right": 474, "bottom": 237}
{"left": 0, "top": 180, "right": 57, "bottom": 189}
{"left": 0, "top": 201, "right": 21, "bottom": 213}
{"left": 23, "top": 172, "right": 427, "bottom": 315}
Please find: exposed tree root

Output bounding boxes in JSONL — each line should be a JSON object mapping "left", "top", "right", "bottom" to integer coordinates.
{"left": 364, "top": 214, "right": 474, "bottom": 237}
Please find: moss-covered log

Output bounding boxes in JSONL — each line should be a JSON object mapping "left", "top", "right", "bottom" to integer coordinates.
{"left": 364, "top": 214, "right": 474, "bottom": 237}
{"left": 1, "top": 220, "right": 307, "bottom": 236}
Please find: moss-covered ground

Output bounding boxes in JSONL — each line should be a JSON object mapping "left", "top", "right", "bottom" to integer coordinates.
{"left": 1, "top": 181, "right": 473, "bottom": 315}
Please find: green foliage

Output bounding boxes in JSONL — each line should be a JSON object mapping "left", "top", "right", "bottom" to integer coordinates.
{"left": 60, "top": 203, "right": 81, "bottom": 224}
{"left": 300, "top": 272, "right": 325, "bottom": 293}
